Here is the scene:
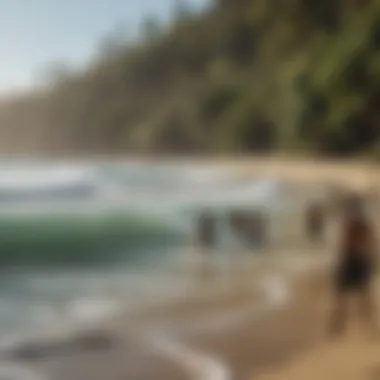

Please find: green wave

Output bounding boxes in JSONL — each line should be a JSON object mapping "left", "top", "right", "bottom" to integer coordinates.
{"left": 0, "top": 212, "right": 185, "bottom": 267}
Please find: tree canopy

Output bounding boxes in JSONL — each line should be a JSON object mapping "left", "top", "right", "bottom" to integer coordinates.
{"left": 0, "top": 0, "right": 380, "bottom": 157}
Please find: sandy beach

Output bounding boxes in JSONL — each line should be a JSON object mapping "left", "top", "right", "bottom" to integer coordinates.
{"left": 158, "top": 156, "right": 380, "bottom": 190}
{"left": 1, "top": 157, "right": 379, "bottom": 380}
{"left": 4, "top": 250, "right": 328, "bottom": 380}
{"left": 0, "top": 249, "right": 326, "bottom": 380}
{"left": 254, "top": 339, "right": 380, "bottom": 380}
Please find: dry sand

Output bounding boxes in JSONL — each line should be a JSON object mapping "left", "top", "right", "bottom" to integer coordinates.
{"left": 167, "top": 156, "right": 380, "bottom": 191}
{"left": 254, "top": 339, "right": 380, "bottom": 380}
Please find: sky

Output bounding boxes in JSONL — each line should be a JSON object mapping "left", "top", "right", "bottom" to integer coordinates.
{"left": 0, "top": 0, "right": 209, "bottom": 94}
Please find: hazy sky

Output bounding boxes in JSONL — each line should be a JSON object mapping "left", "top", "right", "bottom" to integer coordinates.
{"left": 0, "top": 0, "right": 208, "bottom": 94}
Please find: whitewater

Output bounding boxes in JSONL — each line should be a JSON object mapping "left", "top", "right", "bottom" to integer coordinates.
{"left": 0, "top": 160, "right": 288, "bottom": 339}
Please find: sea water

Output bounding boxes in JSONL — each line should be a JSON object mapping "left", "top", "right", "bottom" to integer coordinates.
{"left": 0, "top": 160, "right": 287, "bottom": 339}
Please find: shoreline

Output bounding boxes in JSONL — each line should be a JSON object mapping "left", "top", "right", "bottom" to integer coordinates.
{"left": 0, "top": 156, "right": 358, "bottom": 379}
{"left": 9, "top": 155, "right": 378, "bottom": 188}
{"left": 141, "top": 275, "right": 288, "bottom": 380}
{"left": 0, "top": 252, "right": 325, "bottom": 380}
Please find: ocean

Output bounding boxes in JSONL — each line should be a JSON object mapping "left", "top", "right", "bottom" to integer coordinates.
{"left": 0, "top": 160, "right": 288, "bottom": 341}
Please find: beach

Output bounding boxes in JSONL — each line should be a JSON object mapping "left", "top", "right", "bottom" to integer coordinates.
{"left": 9, "top": 251, "right": 326, "bottom": 380}
{"left": 0, "top": 157, "right": 378, "bottom": 380}
{"left": 152, "top": 156, "right": 378, "bottom": 193}
{"left": 254, "top": 340, "right": 380, "bottom": 380}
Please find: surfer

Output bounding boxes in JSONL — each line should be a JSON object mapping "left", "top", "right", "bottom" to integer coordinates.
{"left": 329, "top": 193, "right": 378, "bottom": 338}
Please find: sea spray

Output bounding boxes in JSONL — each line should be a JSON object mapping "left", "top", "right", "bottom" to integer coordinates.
{"left": 0, "top": 161, "right": 287, "bottom": 339}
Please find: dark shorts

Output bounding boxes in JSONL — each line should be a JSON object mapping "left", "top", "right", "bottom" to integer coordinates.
{"left": 335, "top": 254, "right": 373, "bottom": 293}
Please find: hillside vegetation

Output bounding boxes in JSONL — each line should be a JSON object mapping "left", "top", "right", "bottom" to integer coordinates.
{"left": 1, "top": 0, "right": 380, "bottom": 157}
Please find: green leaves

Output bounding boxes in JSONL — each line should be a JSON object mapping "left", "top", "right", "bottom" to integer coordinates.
{"left": 4, "top": 0, "right": 380, "bottom": 157}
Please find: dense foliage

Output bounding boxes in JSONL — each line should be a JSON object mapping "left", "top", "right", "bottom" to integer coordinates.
{"left": 1, "top": 0, "right": 380, "bottom": 157}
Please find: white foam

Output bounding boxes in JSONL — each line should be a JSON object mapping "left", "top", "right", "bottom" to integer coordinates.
{"left": 150, "top": 331, "right": 230, "bottom": 380}
{"left": 0, "top": 166, "right": 92, "bottom": 191}
{"left": 143, "top": 275, "right": 290, "bottom": 380}
{"left": 0, "top": 363, "right": 47, "bottom": 380}
{"left": 67, "top": 297, "right": 122, "bottom": 325}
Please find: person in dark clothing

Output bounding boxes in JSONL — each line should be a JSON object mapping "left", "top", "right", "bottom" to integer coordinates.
{"left": 305, "top": 201, "right": 325, "bottom": 243}
{"left": 197, "top": 211, "right": 216, "bottom": 249}
{"left": 329, "top": 193, "right": 378, "bottom": 338}
{"left": 195, "top": 211, "right": 217, "bottom": 278}
{"left": 228, "top": 210, "right": 268, "bottom": 249}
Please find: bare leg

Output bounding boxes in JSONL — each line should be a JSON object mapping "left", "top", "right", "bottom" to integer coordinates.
{"left": 358, "top": 284, "right": 378, "bottom": 338}
{"left": 328, "top": 292, "right": 348, "bottom": 338}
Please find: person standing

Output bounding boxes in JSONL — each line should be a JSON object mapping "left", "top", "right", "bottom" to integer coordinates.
{"left": 228, "top": 210, "right": 268, "bottom": 249}
{"left": 329, "top": 194, "right": 378, "bottom": 338}
{"left": 195, "top": 210, "right": 217, "bottom": 279}
{"left": 305, "top": 200, "right": 325, "bottom": 243}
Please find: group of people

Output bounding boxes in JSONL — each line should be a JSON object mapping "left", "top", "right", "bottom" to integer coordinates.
{"left": 194, "top": 209, "right": 268, "bottom": 279}
{"left": 196, "top": 209, "right": 268, "bottom": 251}
{"left": 196, "top": 186, "right": 379, "bottom": 337}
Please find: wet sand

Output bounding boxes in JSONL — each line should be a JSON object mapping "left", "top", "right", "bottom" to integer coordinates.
{"left": 1, "top": 252, "right": 326, "bottom": 380}
{"left": 30, "top": 336, "right": 189, "bottom": 380}
{"left": 183, "top": 266, "right": 329, "bottom": 380}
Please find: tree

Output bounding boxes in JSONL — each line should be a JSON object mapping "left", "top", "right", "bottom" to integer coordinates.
{"left": 172, "top": 0, "right": 192, "bottom": 22}
{"left": 140, "top": 15, "right": 162, "bottom": 44}
{"left": 36, "top": 61, "right": 74, "bottom": 88}
{"left": 96, "top": 22, "right": 130, "bottom": 60}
